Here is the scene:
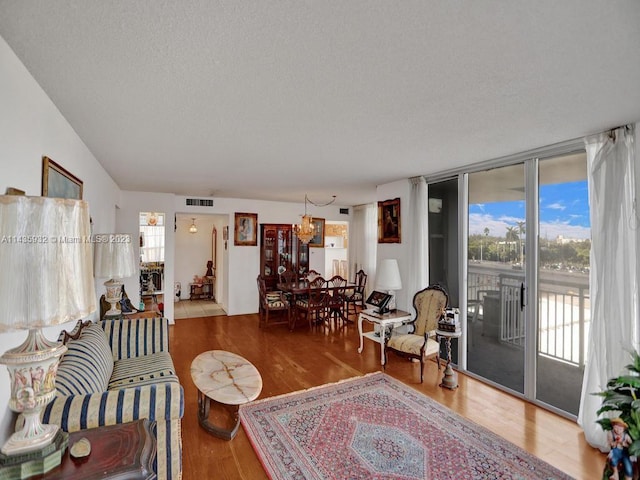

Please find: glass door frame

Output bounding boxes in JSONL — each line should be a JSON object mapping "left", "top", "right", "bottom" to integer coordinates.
{"left": 430, "top": 138, "right": 587, "bottom": 416}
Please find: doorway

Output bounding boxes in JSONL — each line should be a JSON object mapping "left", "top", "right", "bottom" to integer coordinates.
{"left": 174, "top": 213, "right": 228, "bottom": 319}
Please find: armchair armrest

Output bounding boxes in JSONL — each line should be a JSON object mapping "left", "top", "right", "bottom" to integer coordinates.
{"left": 101, "top": 317, "right": 169, "bottom": 360}
{"left": 42, "top": 382, "right": 184, "bottom": 433}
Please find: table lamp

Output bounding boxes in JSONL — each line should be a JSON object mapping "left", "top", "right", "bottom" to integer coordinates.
{"left": 376, "top": 259, "right": 402, "bottom": 313}
{"left": 0, "top": 195, "right": 96, "bottom": 456}
{"left": 93, "top": 234, "right": 135, "bottom": 317}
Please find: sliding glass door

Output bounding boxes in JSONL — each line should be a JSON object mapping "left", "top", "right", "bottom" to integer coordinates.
{"left": 466, "top": 164, "right": 526, "bottom": 394}
{"left": 460, "top": 151, "right": 589, "bottom": 415}
{"left": 535, "top": 153, "right": 590, "bottom": 415}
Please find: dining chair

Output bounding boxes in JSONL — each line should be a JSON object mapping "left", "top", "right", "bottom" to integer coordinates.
{"left": 326, "top": 275, "right": 348, "bottom": 329}
{"left": 291, "top": 276, "right": 328, "bottom": 331}
{"left": 257, "top": 275, "right": 290, "bottom": 328}
{"left": 384, "top": 285, "right": 448, "bottom": 383}
{"left": 306, "top": 270, "right": 321, "bottom": 282}
{"left": 344, "top": 269, "right": 367, "bottom": 318}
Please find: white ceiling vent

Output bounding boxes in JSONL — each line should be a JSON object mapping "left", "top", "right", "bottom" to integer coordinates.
{"left": 186, "top": 198, "right": 214, "bottom": 207}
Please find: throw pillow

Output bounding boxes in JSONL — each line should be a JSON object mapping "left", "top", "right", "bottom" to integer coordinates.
{"left": 56, "top": 323, "right": 114, "bottom": 396}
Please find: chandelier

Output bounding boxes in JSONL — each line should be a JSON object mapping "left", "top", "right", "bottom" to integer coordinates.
{"left": 294, "top": 194, "right": 336, "bottom": 244}
{"left": 189, "top": 218, "right": 198, "bottom": 233}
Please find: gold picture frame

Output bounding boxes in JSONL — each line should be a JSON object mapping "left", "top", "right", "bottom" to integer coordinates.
{"left": 42, "top": 156, "right": 83, "bottom": 199}
{"left": 234, "top": 212, "right": 258, "bottom": 246}
{"left": 378, "top": 198, "right": 401, "bottom": 243}
{"left": 308, "top": 217, "right": 325, "bottom": 248}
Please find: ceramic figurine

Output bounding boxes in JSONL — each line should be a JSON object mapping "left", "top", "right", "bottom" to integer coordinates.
{"left": 605, "top": 418, "right": 634, "bottom": 480}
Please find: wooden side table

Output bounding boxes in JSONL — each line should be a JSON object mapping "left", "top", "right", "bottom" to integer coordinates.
{"left": 39, "top": 419, "right": 156, "bottom": 479}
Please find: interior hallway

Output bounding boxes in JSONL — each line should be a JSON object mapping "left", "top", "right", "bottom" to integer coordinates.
{"left": 174, "top": 299, "right": 226, "bottom": 319}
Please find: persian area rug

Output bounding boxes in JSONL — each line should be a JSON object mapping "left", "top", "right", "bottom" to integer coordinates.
{"left": 239, "top": 372, "right": 572, "bottom": 480}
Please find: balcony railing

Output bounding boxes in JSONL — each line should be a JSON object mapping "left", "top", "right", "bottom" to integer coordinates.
{"left": 468, "top": 264, "right": 590, "bottom": 367}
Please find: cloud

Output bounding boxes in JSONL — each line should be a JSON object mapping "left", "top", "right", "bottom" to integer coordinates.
{"left": 470, "top": 214, "right": 590, "bottom": 240}
{"left": 546, "top": 202, "right": 566, "bottom": 210}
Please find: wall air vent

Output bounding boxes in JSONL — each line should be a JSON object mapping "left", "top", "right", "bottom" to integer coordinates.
{"left": 339, "top": 208, "right": 349, "bottom": 215}
{"left": 186, "top": 198, "right": 214, "bottom": 207}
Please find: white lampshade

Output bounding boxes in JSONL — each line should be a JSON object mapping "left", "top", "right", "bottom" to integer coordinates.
{"left": 0, "top": 196, "right": 96, "bottom": 331}
{"left": 376, "top": 259, "right": 402, "bottom": 291}
{"left": 93, "top": 234, "right": 135, "bottom": 279}
{"left": 0, "top": 195, "right": 96, "bottom": 456}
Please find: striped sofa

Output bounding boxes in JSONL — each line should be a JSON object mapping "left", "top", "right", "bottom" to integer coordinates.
{"left": 41, "top": 318, "right": 184, "bottom": 480}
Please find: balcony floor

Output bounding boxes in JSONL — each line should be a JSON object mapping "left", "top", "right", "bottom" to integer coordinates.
{"left": 464, "top": 319, "right": 584, "bottom": 416}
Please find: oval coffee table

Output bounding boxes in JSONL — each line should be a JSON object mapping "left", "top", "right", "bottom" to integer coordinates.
{"left": 190, "top": 350, "right": 262, "bottom": 440}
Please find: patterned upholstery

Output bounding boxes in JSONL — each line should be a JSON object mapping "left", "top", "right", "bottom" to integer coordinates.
{"left": 108, "top": 351, "right": 178, "bottom": 389}
{"left": 56, "top": 323, "right": 114, "bottom": 395}
{"left": 39, "top": 318, "right": 184, "bottom": 480}
{"left": 385, "top": 285, "right": 448, "bottom": 383}
{"left": 257, "top": 275, "right": 290, "bottom": 328}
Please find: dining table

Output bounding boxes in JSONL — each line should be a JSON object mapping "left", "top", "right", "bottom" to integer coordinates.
{"left": 277, "top": 279, "right": 356, "bottom": 324}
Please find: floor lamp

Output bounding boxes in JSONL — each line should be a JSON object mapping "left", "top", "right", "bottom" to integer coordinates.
{"left": 0, "top": 195, "right": 96, "bottom": 461}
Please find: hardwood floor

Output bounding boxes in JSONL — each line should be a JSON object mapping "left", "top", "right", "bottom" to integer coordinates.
{"left": 170, "top": 314, "right": 605, "bottom": 479}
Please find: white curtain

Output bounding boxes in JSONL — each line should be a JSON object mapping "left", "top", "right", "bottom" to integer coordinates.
{"left": 406, "top": 176, "right": 429, "bottom": 296}
{"left": 578, "top": 125, "right": 639, "bottom": 451}
{"left": 350, "top": 203, "right": 377, "bottom": 294}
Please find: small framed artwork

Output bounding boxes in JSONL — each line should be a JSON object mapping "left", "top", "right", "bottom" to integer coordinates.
{"left": 234, "top": 212, "right": 258, "bottom": 246}
{"left": 378, "top": 198, "right": 401, "bottom": 243}
{"left": 308, "top": 217, "right": 325, "bottom": 248}
{"left": 42, "top": 156, "right": 83, "bottom": 199}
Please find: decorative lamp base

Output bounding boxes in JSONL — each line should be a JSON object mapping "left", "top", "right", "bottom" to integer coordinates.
{"left": 0, "top": 430, "right": 68, "bottom": 479}
{"left": 0, "top": 329, "right": 67, "bottom": 456}
{"left": 104, "top": 278, "right": 123, "bottom": 316}
{"left": 440, "top": 364, "right": 459, "bottom": 390}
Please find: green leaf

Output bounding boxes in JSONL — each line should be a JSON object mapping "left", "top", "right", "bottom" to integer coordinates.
{"left": 597, "top": 418, "right": 612, "bottom": 431}
{"left": 629, "top": 439, "right": 640, "bottom": 457}
{"left": 616, "top": 375, "right": 640, "bottom": 388}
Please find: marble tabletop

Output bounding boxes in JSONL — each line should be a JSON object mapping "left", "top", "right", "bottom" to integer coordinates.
{"left": 190, "top": 350, "right": 262, "bottom": 406}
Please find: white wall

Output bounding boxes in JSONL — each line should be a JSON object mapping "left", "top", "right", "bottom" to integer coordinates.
{"left": 375, "top": 179, "right": 412, "bottom": 312}
{"left": 0, "top": 35, "right": 121, "bottom": 443}
{"left": 174, "top": 214, "right": 227, "bottom": 304}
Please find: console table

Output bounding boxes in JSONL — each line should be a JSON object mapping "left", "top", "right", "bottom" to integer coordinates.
{"left": 189, "top": 282, "right": 213, "bottom": 301}
{"left": 357, "top": 309, "right": 412, "bottom": 365}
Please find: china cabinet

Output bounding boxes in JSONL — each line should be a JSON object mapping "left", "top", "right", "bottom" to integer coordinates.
{"left": 260, "top": 224, "right": 309, "bottom": 290}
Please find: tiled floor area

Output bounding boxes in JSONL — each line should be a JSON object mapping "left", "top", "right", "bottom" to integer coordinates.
{"left": 174, "top": 299, "right": 226, "bottom": 319}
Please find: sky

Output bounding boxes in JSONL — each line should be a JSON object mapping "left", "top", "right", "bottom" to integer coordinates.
{"left": 469, "top": 180, "right": 591, "bottom": 240}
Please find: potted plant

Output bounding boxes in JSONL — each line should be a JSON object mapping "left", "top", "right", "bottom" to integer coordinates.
{"left": 596, "top": 350, "right": 640, "bottom": 480}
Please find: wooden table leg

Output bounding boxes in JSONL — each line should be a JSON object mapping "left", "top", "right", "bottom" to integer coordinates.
{"left": 197, "top": 390, "right": 241, "bottom": 440}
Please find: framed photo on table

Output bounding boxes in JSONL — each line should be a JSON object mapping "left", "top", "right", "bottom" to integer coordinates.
{"left": 308, "top": 217, "right": 325, "bottom": 248}
{"left": 378, "top": 198, "right": 401, "bottom": 243}
{"left": 234, "top": 212, "right": 258, "bottom": 246}
{"left": 42, "top": 156, "right": 83, "bottom": 199}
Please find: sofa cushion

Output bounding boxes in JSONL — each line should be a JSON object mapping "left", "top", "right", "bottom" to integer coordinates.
{"left": 108, "top": 351, "right": 178, "bottom": 390}
{"left": 56, "top": 323, "right": 114, "bottom": 395}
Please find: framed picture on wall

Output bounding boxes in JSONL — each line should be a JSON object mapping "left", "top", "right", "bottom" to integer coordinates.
{"left": 42, "top": 156, "right": 83, "bottom": 199}
{"left": 308, "top": 217, "right": 325, "bottom": 248}
{"left": 378, "top": 197, "right": 401, "bottom": 243}
{"left": 234, "top": 212, "right": 258, "bottom": 246}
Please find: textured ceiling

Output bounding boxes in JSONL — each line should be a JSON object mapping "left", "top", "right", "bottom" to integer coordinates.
{"left": 1, "top": 1, "right": 639, "bottom": 206}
